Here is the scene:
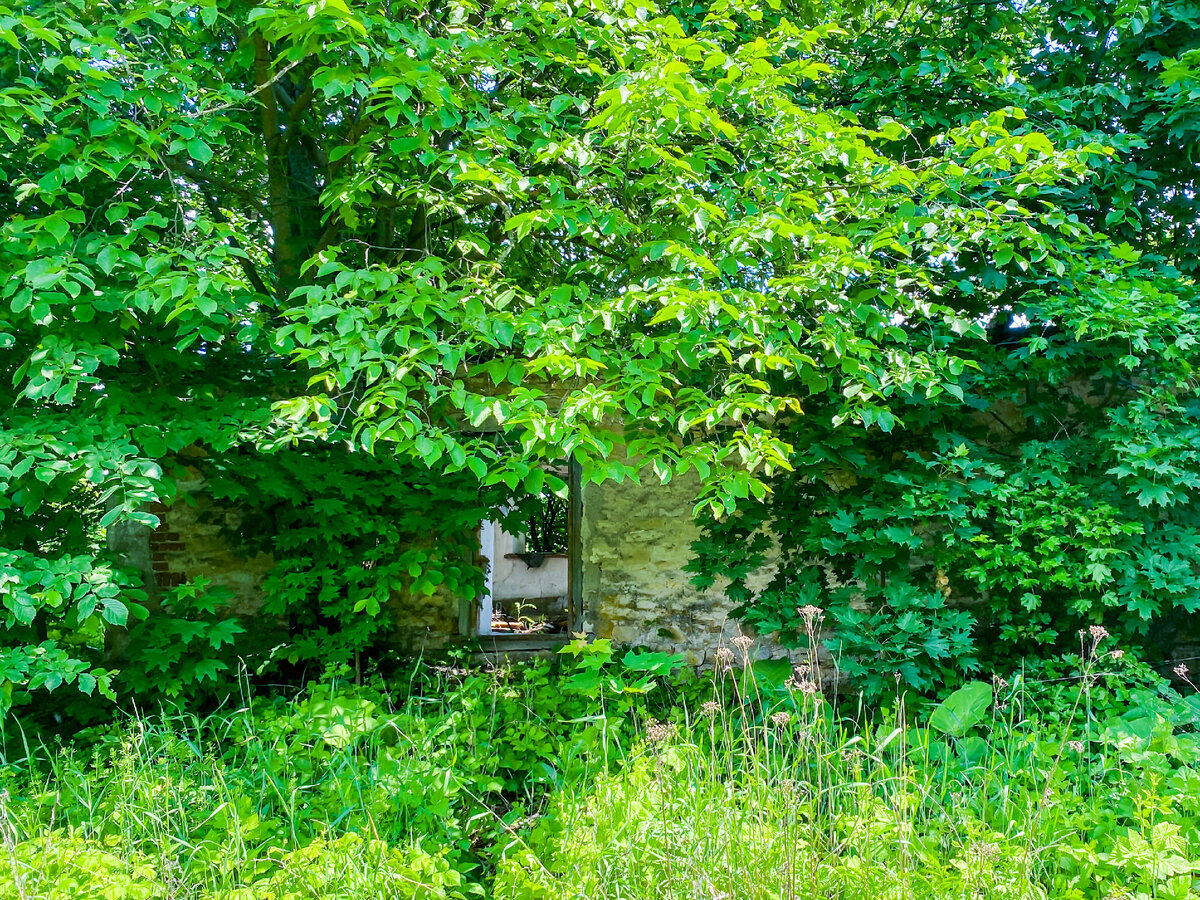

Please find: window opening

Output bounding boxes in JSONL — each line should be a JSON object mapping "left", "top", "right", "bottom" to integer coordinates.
{"left": 476, "top": 464, "right": 579, "bottom": 638}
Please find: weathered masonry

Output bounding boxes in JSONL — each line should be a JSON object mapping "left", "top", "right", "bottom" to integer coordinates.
{"left": 115, "top": 466, "right": 786, "bottom": 666}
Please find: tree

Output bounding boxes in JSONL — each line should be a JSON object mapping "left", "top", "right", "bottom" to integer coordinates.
{"left": 691, "top": 0, "right": 1200, "bottom": 695}
{"left": 0, "top": 0, "right": 1161, "bottom": 706}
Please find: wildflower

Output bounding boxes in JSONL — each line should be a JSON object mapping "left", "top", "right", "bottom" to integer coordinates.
{"left": 713, "top": 647, "right": 735, "bottom": 670}
{"left": 788, "top": 678, "right": 820, "bottom": 696}
{"left": 770, "top": 711, "right": 791, "bottom": 729}
{"left": 731, "top": 634, "right": 754, "bottom": 656}
{"left": 1089, "top": 625, "right": 1109, "bottom": 642}
{"left": 992, "top": 674, "right": 1009, "bottom": 691}
{"left": 1068, "top": 740, "right": 1084, "bottom": 753}
{"left": 645, "top": 719, "right": 674, "bottom": 745}
{"left": 1110, "top": 649, "right": 1125, "bottom": 660}
{"left": 1175, "top": 663, "right": 1190, "bottom": 679}
{"left": 700, "top": 700, "right": 721, "bottom": 718}
{"left": 798, "top": 605, "right": 824, "bottom": 627}
{"left": 793, "top": 663, "right": 812, "bottom": 679}
{"left": 967, "top": 841, "right": 1000, "bottom": 865}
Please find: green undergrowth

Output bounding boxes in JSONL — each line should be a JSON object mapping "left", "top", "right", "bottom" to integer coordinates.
{"left": 0, "top": 640, "right": 688, "bottom": 899}
{"left": 6, "top": 636, "right": 1200, "bottom": 899}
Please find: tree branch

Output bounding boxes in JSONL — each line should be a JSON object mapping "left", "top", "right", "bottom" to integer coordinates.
{"left": 161, "top": 155, "right": 271, "bottom": 222}
{"left": 195, "top": 57, "right": 305, "bottom": 117}
{"left": 198, "top": 189, "right": 272, "bottom": 297}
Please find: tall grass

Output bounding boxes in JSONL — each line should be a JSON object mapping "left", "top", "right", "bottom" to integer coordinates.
{"left": 0, "top": 664, "right": 626, "bottom": 899}
{"left": 496, "top": 627, "right": 1200, "bottom": 899}
{"left": 2, "top": 631, "right": 1196, "bottom": 899}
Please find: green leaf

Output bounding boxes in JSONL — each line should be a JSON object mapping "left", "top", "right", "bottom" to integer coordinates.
{"left": 929, "top": 681, "right": 992, "bottom": 737}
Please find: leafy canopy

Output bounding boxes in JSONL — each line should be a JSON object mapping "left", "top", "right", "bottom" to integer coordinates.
{"left": 0, "top": 0, "right": 1182, "bottom": 703}
{"left": 691, "top": 0, "right": 1200, "bottom": 695}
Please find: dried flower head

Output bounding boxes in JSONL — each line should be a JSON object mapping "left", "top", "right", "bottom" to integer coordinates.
{"left": 645, "top": 719, "right": 674, "bottom": 745}
{"left": 713, "top": 647, "right": 735, "bottom": 670}
{"left": 798, "top": 605, "right": 824, "bottom": 627}
{"left": 1089, "top": 625, "right": 1109, "bottom": 642}
{"left": 1109, "top": 649, "right": 1125, "bottom": 660}
{"left": 1068, "top": 740, "right": 1084, "bottom": 753}
{"left": 731, "top": 634, "right": 754, "bottom": 656}
{"left": 700, "top": 700, "right": 721, "bottom": 718}
{"left": 992, "top": 674, "right": 1009, "bottom": 690}
{"left": 789, "top": 678, "right": 820, "bottom": 696}
{"left": 770, "top": 711, "right": 791, "bottom": 729}
{"left": 793, "top": 663, "right": 811, "bottom": 679}
{"left": 1175, "top": 663, "right": 1190, "bottom": 679}
{"left": 967, "top": 841, "right": 1000, "bottom": 865}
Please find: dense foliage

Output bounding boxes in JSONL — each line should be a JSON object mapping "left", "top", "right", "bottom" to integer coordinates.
{"left": 3, "top": 0, "right": 1189, "bottom": 707}
{"left": 5, "top": 7, "right": 1200, "bottom": 896}
{"left": 691, "top": 0, "right": 1200, "bottom": 693}
{"left": 7, "top": 640, "right": 1200, "bottom": 898}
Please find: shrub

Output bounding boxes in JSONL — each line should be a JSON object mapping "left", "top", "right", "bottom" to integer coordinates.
{"left": 0, "top": 832, "right": 164, "bottom": 900}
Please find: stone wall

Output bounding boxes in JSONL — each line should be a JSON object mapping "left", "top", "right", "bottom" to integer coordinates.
{"left": 120, "top": 465, "right": 799, "bottom": 661}
{"left": 145, "top": 472, "right": 273, "bottom": 615}
{"left": 581, "top": 475, "right": 787, "bottom": 666}
{"left": 386, "top": 585, "right": 462, "bottom": 651}
{"left": 121, "top": 471, "right": 460, "bottom": 652}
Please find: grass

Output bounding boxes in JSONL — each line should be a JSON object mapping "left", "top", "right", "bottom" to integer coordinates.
{"left": 498, "top": 634, "right": 1200, "bottom": 899}
{"left": 3, "top": 635, "right": 1200, "bottom": 899}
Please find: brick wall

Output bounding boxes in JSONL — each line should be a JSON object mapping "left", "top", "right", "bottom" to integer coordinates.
{"left": 147, "top": 501, "right": 186, "bottom": 590}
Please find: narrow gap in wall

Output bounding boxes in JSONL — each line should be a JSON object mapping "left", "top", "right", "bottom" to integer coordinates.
{"left": 477, "top": 463, "right": 574, "bottom": 639}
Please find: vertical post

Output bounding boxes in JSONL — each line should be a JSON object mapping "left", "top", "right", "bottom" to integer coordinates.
{"left": 567, "top": 460, "right": 583, "bottom": 634}
{"left": 477, "top": 519, "right": 495, "bottom": 636}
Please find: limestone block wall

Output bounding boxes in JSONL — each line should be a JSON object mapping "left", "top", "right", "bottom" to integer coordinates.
{"left": 386, "top": 585, "right": 461, "bottom": 651}
{"left": 581, "top": 475, "right": 785, "bottom": 666}
{"left": 122, "top": 463, "right": 803, "bottom": 660}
